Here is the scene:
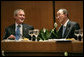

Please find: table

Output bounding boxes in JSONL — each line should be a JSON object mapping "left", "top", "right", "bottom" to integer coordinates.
{"left": 1, "top": 40, "right": 83, "bottom": 56}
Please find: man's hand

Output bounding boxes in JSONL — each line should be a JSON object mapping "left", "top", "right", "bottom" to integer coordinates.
{"left": 7, "top": 35, "right": 16, "bottom": 40}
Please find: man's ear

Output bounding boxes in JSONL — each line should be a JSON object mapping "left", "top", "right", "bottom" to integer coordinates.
{"left": 14, "top": 16, "right": 17, "bottom": 19}
{"left": 65, "top": 14, "right": 67, "bottom": 17}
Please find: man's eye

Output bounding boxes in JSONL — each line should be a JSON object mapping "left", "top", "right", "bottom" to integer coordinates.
{"left": 57, "top": 14, "right": 60, "bottom": 16}
{"left": 23, "top": 15, "right": 25, "bottom": 16}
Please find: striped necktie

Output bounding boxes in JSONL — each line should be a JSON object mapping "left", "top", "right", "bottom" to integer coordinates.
{"left": 15, "top": 25, "right": 21, "bottom": 40}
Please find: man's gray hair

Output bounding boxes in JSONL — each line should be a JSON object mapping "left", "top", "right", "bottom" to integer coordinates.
{"left": 58, "top": 9, "right": 68, "bottom": 15}
{"left": 14, "top": 9, "right": 24, "bottom": 16}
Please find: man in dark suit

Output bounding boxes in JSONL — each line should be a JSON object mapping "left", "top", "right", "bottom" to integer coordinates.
{"left": 56, "top": 9, "right": 80, "bottom": 39}
{"left": 3, "top": 9, "right": 34, "bottom": 40}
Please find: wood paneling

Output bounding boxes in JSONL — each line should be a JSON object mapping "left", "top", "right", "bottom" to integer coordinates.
{"left": 1, "top": 41, "right": 83, "bottom": 56}
{"left": 1, "top": 1, "right": 53, "bottom": 40}
{"left": 55, "top": 1, "right": 83, "bottom": 29}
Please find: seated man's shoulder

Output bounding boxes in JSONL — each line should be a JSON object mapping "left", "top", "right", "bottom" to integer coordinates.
{"left": 69, "top": 21, "right": 80, "bottom": 29}
{"left": 6, "top": 24, "right": 15, "bottom": 29}
{"left": 23, "top": 23, "right": 34, "bottom": 29}
{"left": 70, "top": 21, "right": 79, "bottom": 25}
{"left": 23, "top": 23, "right": 33, "bottom": 27}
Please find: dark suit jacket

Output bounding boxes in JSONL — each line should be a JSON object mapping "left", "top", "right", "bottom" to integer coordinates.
{"left": 3, "top": 23, "right": 34, "bottom": 40}
{"left": 58, "top": 21, "right": 80, "bottom": 39}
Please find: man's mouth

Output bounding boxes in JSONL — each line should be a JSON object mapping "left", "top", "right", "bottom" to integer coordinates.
{"left": 20, "top": 19, "right": 24, "bottom": 22}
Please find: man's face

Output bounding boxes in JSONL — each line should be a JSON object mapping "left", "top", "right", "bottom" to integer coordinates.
{"left": 14, "top": 10, "right": 25, "bottom": 24}
{"left": 56, "top": 10, "right": 66, "bottom": 24}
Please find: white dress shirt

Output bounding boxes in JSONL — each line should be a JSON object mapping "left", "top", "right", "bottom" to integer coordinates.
{"left": 63, "top": 19, "right": 69, "bottom": 27}
{"left": 62, "top": 19, "right": 69, "bottom": 37}
{"left": 15, "top": 22, "right": 23, "bottom": 39}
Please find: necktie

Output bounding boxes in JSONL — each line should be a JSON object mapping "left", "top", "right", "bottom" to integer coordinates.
{"left": 15, "top": 25, "right": 21, "bottom": 40}
{"left": 62, "top": 26, "right": 66, "bottom": 38}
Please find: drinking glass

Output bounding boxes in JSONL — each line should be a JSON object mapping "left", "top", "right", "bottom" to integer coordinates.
{"left": 28, "top": 30, "right": 34, "bottom": 41}
{"left": 74, "top": 30, "right": 79, "bottom": 40}
{"left": 33, "top": 29, "right": 39, "bottom": 41}
{"left": 74, "top": 29, "right": 82, "bottom": 41}
{"left": 79, "top": 29, "right": 83, "bottom": 41}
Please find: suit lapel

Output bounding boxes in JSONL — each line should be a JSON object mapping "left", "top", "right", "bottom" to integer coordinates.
{"left": 23, "top": 23, "right": 28, "bottom": 37}
{"left": 11, "top": 24, "right": 15, "bottom": 35}
{"left": 64, "top": 21, "right": 71, "bottom": 38}
{"left": 23, "top": 24, "right": 25, "bottom": 36}
{"left": 58, "top": 25, "right": 63, "bottom": 38}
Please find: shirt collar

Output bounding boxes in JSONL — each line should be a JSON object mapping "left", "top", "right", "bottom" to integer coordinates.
{"left": 63, "top": 19, "right": 69, "bottom": 27}
{"left": 15, "top": 22, "right": 22, "bottom": 27}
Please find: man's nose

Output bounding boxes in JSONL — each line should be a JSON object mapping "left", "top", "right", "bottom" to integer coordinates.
{"left": 56, "top": 16, "right": 59, "bottom": 19}
{"left": 22, "top": 16, "right": 25, "bottom": 19}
